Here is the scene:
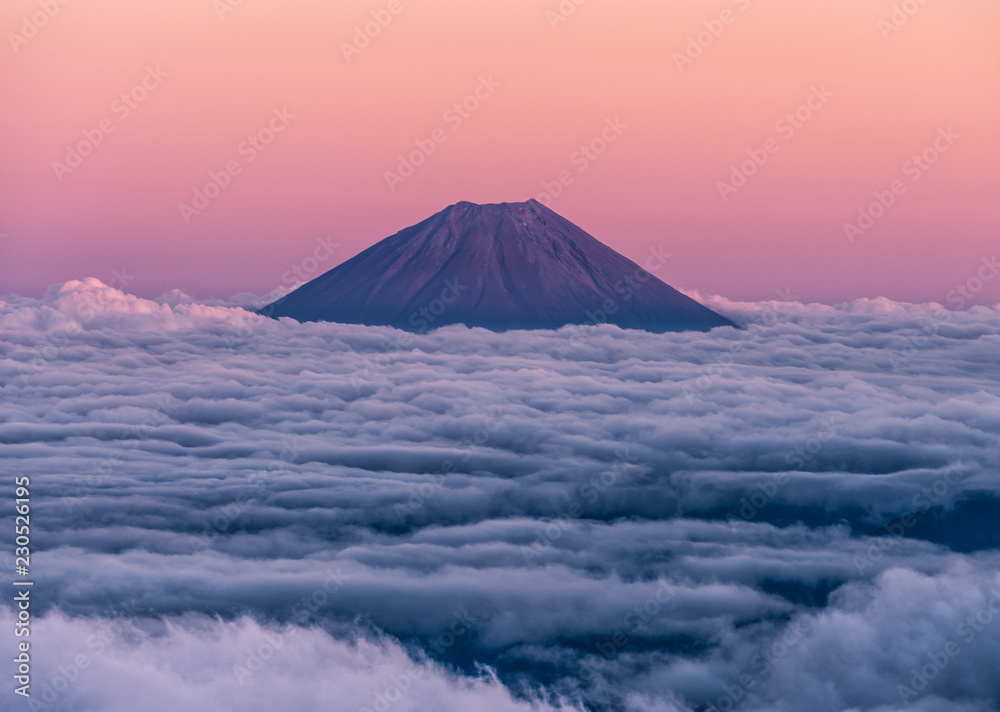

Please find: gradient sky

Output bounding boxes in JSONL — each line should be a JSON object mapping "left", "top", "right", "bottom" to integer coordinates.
{"left": 1, "top": 0, "right": 998, "bottom": 305}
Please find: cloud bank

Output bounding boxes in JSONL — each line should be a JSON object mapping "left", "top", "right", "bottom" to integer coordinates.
{"left": 1, "top": 279, "right": 998, "bottom": 711}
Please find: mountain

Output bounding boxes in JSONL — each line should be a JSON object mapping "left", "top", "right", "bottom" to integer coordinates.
{"left": 259, "top": 200, "right": 734, "bottom": 333}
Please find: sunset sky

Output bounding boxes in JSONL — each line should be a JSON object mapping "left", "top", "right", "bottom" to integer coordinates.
{"left": 2, "top": 0, "right": 998, "bottom": 305}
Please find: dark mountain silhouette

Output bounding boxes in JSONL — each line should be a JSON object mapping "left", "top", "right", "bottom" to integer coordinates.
{"left": 259, "top": 200, "right": 734, "bottom": 332}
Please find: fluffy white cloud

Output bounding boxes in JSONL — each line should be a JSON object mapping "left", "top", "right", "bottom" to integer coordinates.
{"left": 1, "top": 610, "right": 576, "bottom": 712}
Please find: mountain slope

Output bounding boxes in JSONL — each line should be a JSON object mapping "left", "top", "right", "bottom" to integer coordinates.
{"left": 259, "top": 200, "right": 734, "bottom": 332}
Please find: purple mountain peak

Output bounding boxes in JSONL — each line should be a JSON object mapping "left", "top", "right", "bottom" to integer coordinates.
{"left": 260, "top": 200, "right": 734, "bottom": 332}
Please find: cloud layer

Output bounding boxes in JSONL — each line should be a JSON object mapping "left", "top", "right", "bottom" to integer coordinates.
{"left": 1, "top": 279, "right": 998, "bottom": 711}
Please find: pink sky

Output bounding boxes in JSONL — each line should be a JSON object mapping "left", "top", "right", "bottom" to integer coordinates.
{"left": 1, "top": 0, "right": 998, "bottom": 306}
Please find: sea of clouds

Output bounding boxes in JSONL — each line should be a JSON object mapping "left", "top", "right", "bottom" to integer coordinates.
{"left": 1, "top": 278, "right": 998, "bottom": 712}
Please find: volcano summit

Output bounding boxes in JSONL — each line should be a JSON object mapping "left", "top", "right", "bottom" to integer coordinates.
{"left": 260, "top": 200, "right": 734, "bottom": 332}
